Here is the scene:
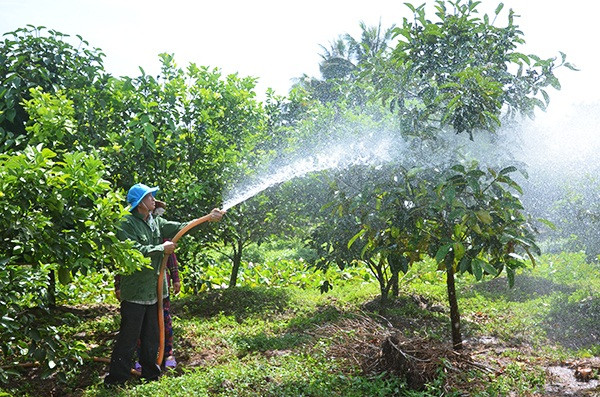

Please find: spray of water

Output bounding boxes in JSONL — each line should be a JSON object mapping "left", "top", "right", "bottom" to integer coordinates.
{"left": 222, "top": 133, "right": 398, "bottom": 210}
{"left": 221, "top": 100, "right": 600, "bottom": 212}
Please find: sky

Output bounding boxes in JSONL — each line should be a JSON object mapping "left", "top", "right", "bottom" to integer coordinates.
{"left": 1, "top": 0, "right": 599, "bottom": 172}
{"left": 1, "top": 1, "right": 598, "bottom": 102}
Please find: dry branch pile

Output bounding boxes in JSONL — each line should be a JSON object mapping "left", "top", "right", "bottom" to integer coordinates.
{"left": 311, "top": 313, "right": 492, "bottom": 391}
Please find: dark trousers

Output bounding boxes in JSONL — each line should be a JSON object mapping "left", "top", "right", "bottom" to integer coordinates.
{"left": 163, "top": 297, "right": 174, "bottom": 358}
{"left": 104, "top": 301, "right": 161, "bottom": 385}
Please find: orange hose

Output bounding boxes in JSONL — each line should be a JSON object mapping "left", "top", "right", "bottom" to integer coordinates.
{"left": 156, "top": 214, "right": 213, "bottom": 366}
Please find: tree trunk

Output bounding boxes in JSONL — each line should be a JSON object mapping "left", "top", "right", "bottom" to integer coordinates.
{"left": 388, "top": 253, "right": 404, "bottom": 298}
{"left": 391, "top": 270, "right": 399, "bottom": 298}
{"left": 379, "top": 281, "right": 389, "bottom": 311}
{"left": 446, "top": 258, "right": 462, "bottom": 350}
{"left": 228, "top": 239, "right": 243, "bottom": 288}
{"left": 375, "top": 258, "right": 390, "bottom": 313}
{"left": 366, "top": 258, "right": 389, "bottom": 312}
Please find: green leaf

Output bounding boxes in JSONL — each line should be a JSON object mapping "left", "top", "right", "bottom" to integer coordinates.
{"left": 33, "top": 348, "right": 46, "bottom": 361}
{"left": 347, "top": 228, "right": 366, "bottom": 249}
{"left": 406, "top": 167, "right": 422, "bottom": 178}
{"left": 57, "top": 267, "right": 72, "bottom": 285}
{"left": 541, "top": 90, "right": 550, "bottom": 105}
{"left": 451, "top": 164, "right": 466, "bottom": 173}
{"left": 458, "top": 256, "right": 471, "bottom": 272}
{"left": 443, "top": 185, "right": 456, "bottom": 203}
{"left": 563, "top": 62, "right": 579, "bottom": 71}
{"left": 29, "top": 328, "right": 41, "bottom": 342}
{"left": 475, "top": 210, "right": 493, "bottom": 224}
{"left": 547, "top": 75, "right": 561, "bottom": 90}
{"left": 472, "top": 258, "right": 483, "bottom": 280}
{"left": 482, "top": 261, "right": 499, "bottom": 276}
{"left": 507, "top": 267, "right": 515, "bottom": 287}
{"left": 404, "top": 2, "right": 416, "bottom": 13}
{"left": 495, "top": 3, "right": 504, "bottom": 15}
{"left": 499, "top": 166, "right": 517, "bottom": 175}
{"left": 453, "top": 242, "right": 465, "bottom": 261}
{"left": 435, "top": 243, "right": 452, "bottom": 264}
{"left": 525, "top": 247, "right": 537, "bottom": 266}
{"left": 133, "top": 136, "right": 142, "bottom": 150}
{"left": 467, "top": 177, "right": 480, "bottom": 193}
{"left": 537, "top": 218, "right": 556, "bottom": 231}
{"left": 509, "top": 52, "right": 530, "bottom": 66}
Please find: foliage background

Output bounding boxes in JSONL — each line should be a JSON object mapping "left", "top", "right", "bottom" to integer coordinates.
{"left": 0, "top": 1, "right": 596, "bottom": 394}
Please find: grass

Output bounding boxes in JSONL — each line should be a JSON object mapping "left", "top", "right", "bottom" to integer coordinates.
{"left": 3, "top": 251, "right": 600, "bottom": 396}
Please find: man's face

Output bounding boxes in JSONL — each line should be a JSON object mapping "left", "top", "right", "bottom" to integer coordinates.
{"left": 140, "top": 193, "right": 156, "bottom": 212}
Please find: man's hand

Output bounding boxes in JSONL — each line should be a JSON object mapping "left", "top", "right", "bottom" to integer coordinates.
{"left": 163, "top": 241, "right": 176, "bottom": 255}
{"left": 173, "top": 281, "right": 181, "bottom": 295}
{"left": 209, "top": 208, "right": 226, "bottom": 222}
{"left": 115, "top": 289, "right": 121, "bottom": 301}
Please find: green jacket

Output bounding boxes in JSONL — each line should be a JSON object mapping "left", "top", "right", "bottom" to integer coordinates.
{"left": 116, "top": 211, "right": 189, "bottom": 304}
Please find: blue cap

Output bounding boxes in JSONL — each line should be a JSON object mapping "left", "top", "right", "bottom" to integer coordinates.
{"left": 127, "top": 183, "right": 159, "bottom": 211}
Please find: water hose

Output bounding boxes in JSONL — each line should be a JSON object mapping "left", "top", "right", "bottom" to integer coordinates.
{"left": 155, "top": 213, "right": 215, "bottom": 366}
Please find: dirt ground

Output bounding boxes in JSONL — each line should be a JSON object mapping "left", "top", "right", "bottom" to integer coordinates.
{"left": 545, "top": 360, "right": 600, "bottom": 396}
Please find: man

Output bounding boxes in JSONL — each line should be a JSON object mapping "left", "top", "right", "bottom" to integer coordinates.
{"left": 104, "top": 183, "right": 224, "bottom": 386}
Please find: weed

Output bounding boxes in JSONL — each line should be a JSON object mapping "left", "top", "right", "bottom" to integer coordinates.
{"left": 4, "top": 252, "right": 600, "bottom": 396}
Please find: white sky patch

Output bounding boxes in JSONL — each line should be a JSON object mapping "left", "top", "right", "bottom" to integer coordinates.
{"left": 1, "top": 1, "right": 598, "bottom": 104}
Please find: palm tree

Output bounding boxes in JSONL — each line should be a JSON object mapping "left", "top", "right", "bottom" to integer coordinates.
{"left": 344, "top": 21, "right": 396, "bottom": 67}
{"left": 318, "top": 37, "right": 356, "bottom": 80}
{"left": 292, "top": 21, "right": 396, "bottom": 103}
